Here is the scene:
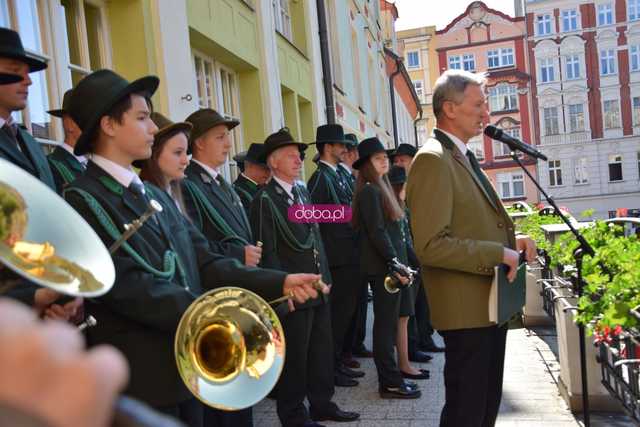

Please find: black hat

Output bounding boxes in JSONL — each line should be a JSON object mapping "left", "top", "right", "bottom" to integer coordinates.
{"left": 67, "top": 69, "right": 159, "bottom": 156}
{"left": 344, "top": 133, "right": 358, "bottom": 150}
{"left": 388, "top": 165, "right": 406, "bottom": 185}
{"left": 312, "top": 124, "right": 354, "bottom": 147}
{"left": 353, "top": 137, "right": 387, "bottom": 170}
{"left": 233, "top": 143, "right": 267, "bottom": 166}
{"left": 47, "top": 89, "right": 73, "bottom": 118}
{"left": 0, "top": 28, "right": 47, "bottom": 72}
{"left": 185, "top": 108, "right": 239, "bottom": 153}
{"left": 260, "top": 127, "right": 307, "bottom": 162}
{"left": 394, "top": 143, "right": 417, "bottom": 158}
{"left": 0, "top": 73, "right": 21, "bottom": 84}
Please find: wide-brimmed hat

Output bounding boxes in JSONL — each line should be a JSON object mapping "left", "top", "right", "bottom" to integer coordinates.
{"left": 47, "top": 89, "right": 73, "bottom": 118}
{"left": 185, "top": 108, "right": 240, "bottom": 153}
{"left": 353, "top": 137, "right": 387, "bottom": 170}
{"left": 233, "top": 143, "right": 267, "bottom": 166}
{"left": 0, "top": 28, "right": 47, "bottom": 72}
{"left": 388, "top": 165, "right": 407, "bottom": 185}
{"left": 311, "top": 124, "right": 354, "bottom": 147}
{"left": 67, "top": 69, "right": 159, "bottom": 156}
{"left": 393, "top": 143, "right": 417, "bottom": 158}
{"left": 260, "top": 127, "right": 307, "bottom": 162}
{"left": 151, "top": 112, "right": 192, "bottom": 142}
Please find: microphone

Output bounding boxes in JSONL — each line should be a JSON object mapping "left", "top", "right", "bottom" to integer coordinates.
{"left": 484, "top": 125, "right": 548, "bottom": 161}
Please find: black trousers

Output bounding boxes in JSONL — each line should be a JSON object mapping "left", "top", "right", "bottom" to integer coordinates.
{"left": 370, "top": 275, "right": 402, "bottom": 388}
{"left": 329, "top": 264, "right": 360, "bottom": 363}
{"left": 408, "top": 277, "right": 434, "bottom": 353}
{"left": 345, "top": 274, "right": 369, "bottom": 353}
{"left": 203, "top": 407, "right": 252, "bottom": 427}
{"left": 276, "top": 302, "right": 336, "bottom": 427}
{"left": 439, "top": 324, "right": 508, "bottom": 427}
{"left": 156, "top": 398, "right": 203, "bottom": 427}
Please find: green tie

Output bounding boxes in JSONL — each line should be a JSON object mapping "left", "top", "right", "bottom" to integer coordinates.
{"left": 465, "top": 150, "right": 498, "bottom": 208}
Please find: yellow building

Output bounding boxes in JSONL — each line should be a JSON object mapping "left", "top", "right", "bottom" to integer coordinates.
{"left": 12, "top": 0, "right": 323, "bottom": 180}
{"left": 396, "top": 26, "right": 438, "bottom": 145}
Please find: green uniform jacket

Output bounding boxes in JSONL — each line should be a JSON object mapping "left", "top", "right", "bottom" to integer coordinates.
{"left": 47, "top": 145, "right": 85, "bottom": 193}
{"left": 406, "top": 129, "right": 516, "bottom": 331}
{"left": 64, "top": 162, "right": 286, "bottom": 407}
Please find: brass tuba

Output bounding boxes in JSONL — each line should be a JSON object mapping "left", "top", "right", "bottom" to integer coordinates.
{"left": 175, "top": 287, "right": 285, "bottom": 411}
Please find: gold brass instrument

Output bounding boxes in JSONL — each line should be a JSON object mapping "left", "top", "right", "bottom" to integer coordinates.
{"left": 109, "top": 200, "right": 162, "bottom": 254}
{"left": 175, "top": 287, "right": 285, "bottom": 411}
{"left": 0, "top": 158, "right": 115, "bottom": 297}
{"left": 384, "top": 257, "right": 418, "bottom": 294}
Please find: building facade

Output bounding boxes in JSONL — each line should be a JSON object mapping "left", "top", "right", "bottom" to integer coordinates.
{"left": 14, "top": 0, "right": 325, "bottom": 181}
{"left": 526, "top": 0, "right": 640, "bottom": 219}
{"left": 436, "top": 1, "right": 539, "bottom": 205}
{"left": 396, "top": 25, "right": 439, "bottom": 146}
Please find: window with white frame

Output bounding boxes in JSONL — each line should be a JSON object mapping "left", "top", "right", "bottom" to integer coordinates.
{"left": 273, "top": 0, "right": 292, "bottom": 41}
{"left": 633, "top": 97, "right": 640, "bottom": 125}
{"left": 467, "top": 136, "right": 485, "bottom": 160}
{"left": 565, "top": 55, "right": 581, "bottom": 79}
{"left": 539, "top": 58, "right": 555, "bottom": 82}
{"left": 493, "top": 127, "right": 521, "bottom": 157}
{"left": 574, "top": 157, "right": 589, "bottom": 184}
{"left": 537, "top": 14, "right": 552, "bottom": 35}
{"left": 407, "top": 51, "right": 420, "bottom": 68}
{"left": 600, "top": 49, "right": 617, "bottom": 75}
{"left": 192, "top": 51, "right": 244, "bottom": 179}
{"left": 327, "top": 1, "right": 343, "bottom": 88}
{"left": 543, "top": 107, "right": 560, "bottom": 135}
{"left": 630, "top": 0, "right": 640, "bottom": 21}
{"left": 497, "top": 172, "right": 525, "bottom": 199}
{"left": 448, "top": 55, "right": 461, "bottom": 69}
{"left": 462, "top": 54, "right": 475, "bottom": 71}
{"left": 568, "top": 104, "right": 585, "bottom": 132}
{"left": 603, "top": 99, "right": 620, "bottom": 129}
{"left": 608, "top": 154, "right": 623, "bottom": 181}
{"left": 562, "top": 9, "right": 578, "bottom": 31}
{"left": 413, "top": 80, "right": 424, "bottom": 101}
{"left": 548, "top": 160, "right": 563, "bottom": 186}
{"left": 488, "top": 83, "right": 518, "bottom": 112}
{"left": 351, "top": 27, "right": 363, "bottom": 108}
{"left": 487, "top": 48, "right": 514, "bottom": 69}
{"left": 631, "top": 45, "right": 640, "bottom": 72}
{"left": 598, "top": 3, "right": 613, "bottom": 26}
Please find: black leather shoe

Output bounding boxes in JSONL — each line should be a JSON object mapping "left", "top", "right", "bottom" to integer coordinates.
{"left": 334, "top": 374, "right": 358, "bottom": 387}
{"left": 341, "top": 355, "right": 361, "bottom": 369}
{"left": 310, "top": 407, "right": 360, "bottom": 423}
{"left": 401, "top": 369, "right": 430, "bottom": 380}
{"left": 379, "top": 383, "right": 422, "bottom": 399}
{"left": 338, "top": 364, "right": 365, "bottom": 378}
{"left": 303, "top": 422, "right": 326, "bottom": 427}
{"left": 352, "top": 345, "right": 374, "bottom": 358}
{"left": 404, "top": 381, "right": 419, "bottom": 390}
{"left": 409, "top": 350, "right": 433, "bottom": 363}
{"left": 420, "top": 337, "right": 445, "bottom": 353}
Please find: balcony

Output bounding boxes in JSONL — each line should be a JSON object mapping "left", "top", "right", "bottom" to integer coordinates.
{"left": 540, "top": 131, "right": 590, "bottom": 146}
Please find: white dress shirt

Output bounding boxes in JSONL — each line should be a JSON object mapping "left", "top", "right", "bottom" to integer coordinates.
{"left": 437, "top": 128, "right": 468, "bottom": 155}
{"left": 61, "top": 142, "right": 87, "bottom": 166}
{"left": 192, "top": 158, "right": 219, "bottom": 180}
{"left": 91, "top": 154, "right": 145, "bottom": 193}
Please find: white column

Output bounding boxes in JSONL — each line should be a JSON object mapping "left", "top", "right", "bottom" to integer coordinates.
{"left": 256, "top": 0, "right": 285, "bottom": 131}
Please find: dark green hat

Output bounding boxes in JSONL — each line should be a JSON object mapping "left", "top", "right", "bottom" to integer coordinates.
{"left": 0, "top": 28, "right": 47, "bottom": 72}
{"left": 185, "top": 108, "right": 240, "bottom": 153}
{"left": 394, "top": 143, "right": 418, "bottom": 158}
{"left": 150, "top": 111, "right": 192, "bottom": 142}
{"left": 260, "top": 127, "right": 307, "bottom": 162}
{"left": 233, "top": 143, "right": 267, "bottom": 166}
{"left": 47, "top": 89, "right": 73, "bottom": 118}
{"left": 67, "top": 69, "right": 159, "bottom": 156}
{"left": 344, "top": 133, "right": 359, "bottom": 150}
{"left": 353, "top": 137, "right": 387, "bottom": 170}
{"left": 388, "top": 165, "right": 406, "bottom": 185}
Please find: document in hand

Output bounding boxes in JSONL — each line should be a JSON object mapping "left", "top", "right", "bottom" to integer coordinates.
{"left": 488, "top": 263, "right": 526, "bottom": 325}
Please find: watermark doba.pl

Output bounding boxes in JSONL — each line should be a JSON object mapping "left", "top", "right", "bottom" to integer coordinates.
{"left": 288, "top": 204, "right": 352, "bottom": 223}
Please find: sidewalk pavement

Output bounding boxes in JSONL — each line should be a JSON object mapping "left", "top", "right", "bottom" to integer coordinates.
{"left": 254, "top": 305, "right": 636, "bottom": 426}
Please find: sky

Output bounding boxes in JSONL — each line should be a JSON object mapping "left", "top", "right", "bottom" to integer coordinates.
{"left": 393, "top": 0, "right": 517, "bottom": 31}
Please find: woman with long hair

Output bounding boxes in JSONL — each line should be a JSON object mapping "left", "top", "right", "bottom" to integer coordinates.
{"left": 351, "top": 137, "right": 421, "bottom": 399}
{"left": 138, "top": 112, "right": 192, "bottom": 216}
{"left": 388, "top": 165, "right": 429, "bottom": 381}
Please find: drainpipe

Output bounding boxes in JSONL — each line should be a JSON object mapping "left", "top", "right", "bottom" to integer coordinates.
{"left": 316, "top": 0, "right": 335, "bottom": 124}
{"left": 413, "top": 107, "right": 423, "bottom": 147}
{"left": 389, "top": 57, "right": 402, "bottom": 148}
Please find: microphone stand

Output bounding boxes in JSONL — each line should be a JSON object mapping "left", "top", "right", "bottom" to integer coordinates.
{"left": 509, "top": 151, "right": 594, "bottom": 426}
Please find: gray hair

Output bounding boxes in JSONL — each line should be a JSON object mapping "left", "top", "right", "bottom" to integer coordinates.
{"left": 432, "top": 70, "right": 487, "bottom": 118}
